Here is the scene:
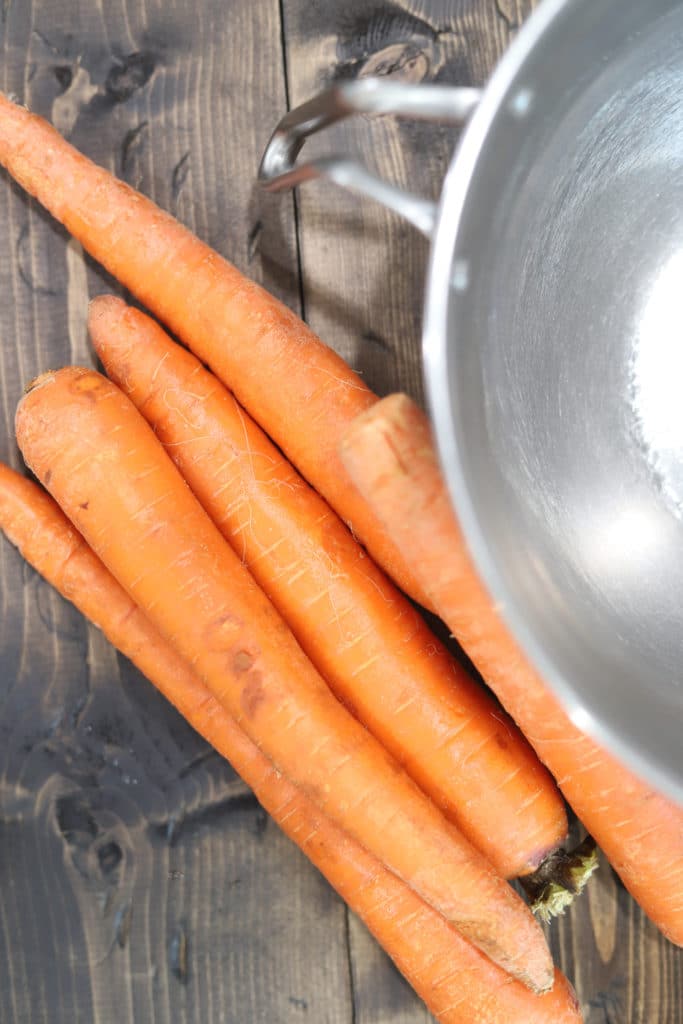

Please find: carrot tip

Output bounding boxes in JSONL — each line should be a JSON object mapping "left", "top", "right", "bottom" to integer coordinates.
{"left": 89, "top": 294, "right": 124, "bottom": 314}
{"left": 513, "top": 962, "right": 555, "bottom": 996}
{"left": 536, "top": 973, "right": 556, "bottom": 997}
{"left": 23, "top": 371, "right": 58, "bottom": 395}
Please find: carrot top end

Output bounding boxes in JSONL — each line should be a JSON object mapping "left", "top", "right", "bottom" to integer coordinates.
{"left": 521, "top": 836, "right": 600, "bottom": 924}
{"left": 22, "top": 370, "right": 58, "bottom": 396}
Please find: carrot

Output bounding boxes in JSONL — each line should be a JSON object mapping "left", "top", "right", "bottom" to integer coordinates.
{"left": 0, "top": 91, "right": 431, "bottom": 612}
{"left": 15, "top": 367, "right": 555, "bottom": 991}
{"left": 88, "top": 294, "right": 567, "bottom": 880}
{"left": 0, "top": 466, "right": 581, "bottom": 1024}
{"left": 0, "top": 461, "right": 583, "bottom": 1024}
{"left": 339, "top": 392, "right": 683, "bottom": 946}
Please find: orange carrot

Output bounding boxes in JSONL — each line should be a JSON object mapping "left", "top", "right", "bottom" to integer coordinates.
{"left": 0, "top": 462, "right": 582, "bottom": 1024}
{"left": 88, "top": 294, "right": 567, "bottom": 879}
{"left": 340, "top": 392, "right": 683, "bottom": 946}
{"left": 0, "top": 92, "right": 430, "bottom": 612}
{"left": 15, "top": 367, "right": 555, "bottom": 991}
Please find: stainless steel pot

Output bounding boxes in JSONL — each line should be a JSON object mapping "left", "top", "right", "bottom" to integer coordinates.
{"left": 260, "top": 0, "right": 683, "bottom": 803}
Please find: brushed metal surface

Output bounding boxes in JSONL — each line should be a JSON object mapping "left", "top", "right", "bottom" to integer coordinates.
{"left": 425, "top": 0, "right": 683, "bottom": 800}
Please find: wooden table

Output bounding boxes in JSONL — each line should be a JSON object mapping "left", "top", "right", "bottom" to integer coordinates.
{"left": 0, "top": 1, "right": 680, "bottom": 1021}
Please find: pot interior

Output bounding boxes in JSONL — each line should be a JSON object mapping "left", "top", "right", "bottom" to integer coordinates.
{"left": 433, "top": 0, "right": 683, "bottom": 797}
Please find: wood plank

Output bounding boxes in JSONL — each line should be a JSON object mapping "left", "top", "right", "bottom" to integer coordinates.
{"left": 347, "top": 912, "right": 433, "bottom": 1024}
{"left": 280, "top": 2, "right": 683, "bottom": 1023}
{"left": 278, "top": 0, "right": 541, "bottom": 409}
{"left": 1, "top": 0, "right": 682, "bottom": 1022}
{"left": 0, "top": 2, "right": 353, "bottom": 1022}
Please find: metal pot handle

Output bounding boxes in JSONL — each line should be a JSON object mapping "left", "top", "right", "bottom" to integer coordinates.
{"left": 258, "top": 78, "right": 481, "bottom": 239}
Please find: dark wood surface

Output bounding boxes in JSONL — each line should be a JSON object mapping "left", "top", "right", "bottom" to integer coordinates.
{"left": 0, "top": 1, "right": 680, "bottom": 1022}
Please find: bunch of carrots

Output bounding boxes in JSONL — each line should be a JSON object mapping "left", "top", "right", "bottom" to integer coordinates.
{"left": 0, "top": 92, "right": 681, "bottom": 1023}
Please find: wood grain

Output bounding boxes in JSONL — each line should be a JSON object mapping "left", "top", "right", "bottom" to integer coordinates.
{"left": 279, "top": 0, "right": 541, "bottom": 407}
{"left": 0, "top": 0, "right": 681, "bottom": 1022}
{"left": 281, "top": 1, "right": 683, "bottom": 1022}
{"left": 0, "top": 2, "right": 352, "bottom": 1023}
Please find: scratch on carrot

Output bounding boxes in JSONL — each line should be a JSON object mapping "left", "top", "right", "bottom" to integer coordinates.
{"left": 162, "top": 387, "right": 206, "bottom": 431}
{"left": 220, "top": 492, "right": 250, "bottom": 516}
{"left": 360, "top": 570, "right": 395, "bottom": 606}
{"left": 287, "top": 566, "right": 308, "bottom": 586}
{"left": 128, "top": 565, "right": 158, "bottom": 590}
{"left": 392, "top": 695, "right": 418, "bottom": 716}
{"left": 514, "top": 788, "right": 545, "bottom": 814}
{"left": 490, "top": 708, "right": 516, "bottom": 742}
{"left": 341, "top": 627, "right": 374, "bottom": 651}
{"left": 63, "top": 445, "right": 102, "bottom": 479}
{"left": 349, "top": 653, "right": 381, "bottom": 679}
{"left": 308, "top": 363, "right": 369, "bottom": 394}
{"left": 248, "top": 535, "right": 287, "bottom": 563}
{"left": 494, "top": 764, "right": 523, "bottom": 791}
{"left": 211, "top": 477, "right": 241, "bottom": 501}
{"left": 132, "top": 464, "right": 161, "bottom": 482}
{"left": 234, "top": 401, "right": 258, "bottom": 485}
{"left": 164, "top": 434, "right": 214, "bottom": 448}
{"left": 150, "top": 349, "right": 171, "bottom": 385}
{"left": 211, "top": 454, "right": 240, "bottom": 478}
{"left": 128, "top": 493, "right": 168, "bottom": 520}
{"left": 176, "top": 575, "right": 213, "bottom": 600}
